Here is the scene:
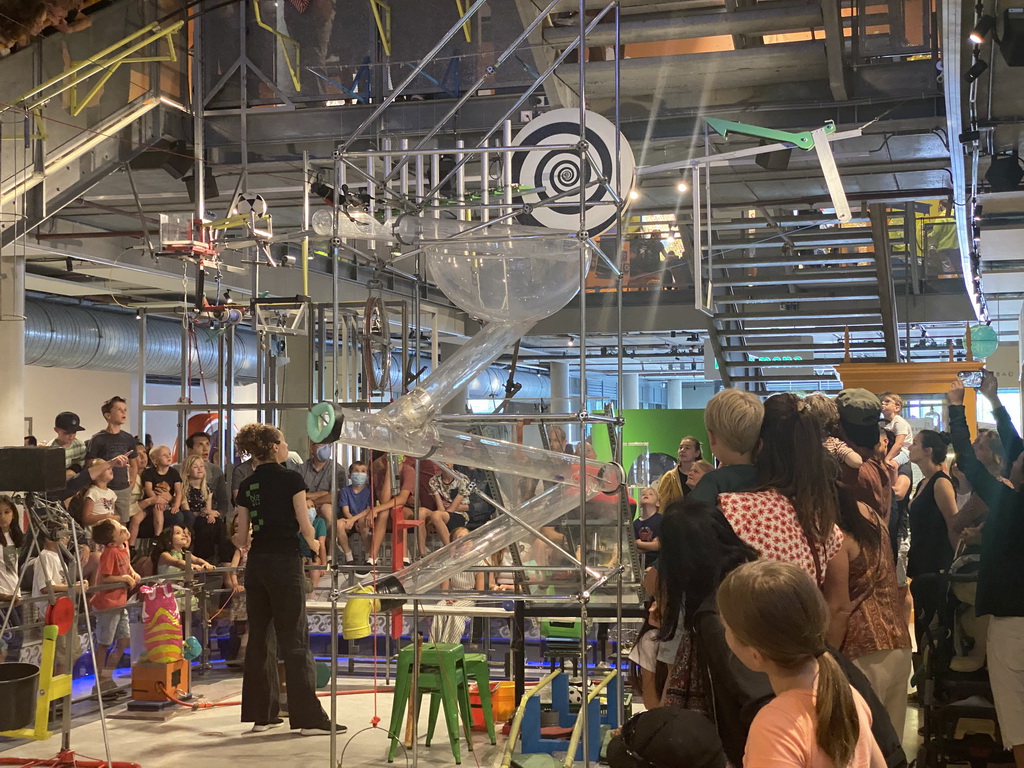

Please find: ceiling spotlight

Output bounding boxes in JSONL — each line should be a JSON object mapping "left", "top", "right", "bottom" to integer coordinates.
{"left": 969, "top": 14, "right": 997, "bottom": 44}
{"left": 965, "top": 57, "right": 989, "bottom": 82}
{"left": 628, "top": 189, "right": 640, "bottom": 201}
{"left": 676, "top": 180, "right": 689, "bottom": 193}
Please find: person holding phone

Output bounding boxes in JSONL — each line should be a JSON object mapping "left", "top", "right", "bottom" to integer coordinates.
{"left": 233, "top": 424, "right": 344, "bottom": 736}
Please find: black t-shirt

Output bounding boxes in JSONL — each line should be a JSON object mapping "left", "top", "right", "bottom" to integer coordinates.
{"left": 237, "top": 462, "right": 306, "bottom": 555}
{"left": 141, "top": 466, "right": 183, "bottom": 498}
{"left": 85, "top": 431, "right": 137, "bottom": 490}
{"left": 633, "top": 511, "right": 662, "bottom": 567}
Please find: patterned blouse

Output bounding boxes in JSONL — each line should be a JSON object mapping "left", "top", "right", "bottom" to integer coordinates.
{"left": 427, "top": 471, "right": 473, "bottom": 509}
{"left": 718, "top": 488, "right": 845, "bottom": 585}
{"left": 842, "top": 521, "right": 912, "bottom": 659}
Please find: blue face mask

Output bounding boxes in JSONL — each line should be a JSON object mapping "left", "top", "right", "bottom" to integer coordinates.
{"left": 316, "top": 444, "right": 332, "bottom": 462}
{"left": 351, "top": 472, "right": 367, "bottom": 486}
{"left": 308, "top": 507, "right": 318, "bottom": 524}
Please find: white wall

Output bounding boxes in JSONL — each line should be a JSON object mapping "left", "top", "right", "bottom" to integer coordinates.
{"left": 24, "top": 367, "right": 131, "bottom": 442}
{"left": 24, "top": 366, "right": 257, "bottom": 453}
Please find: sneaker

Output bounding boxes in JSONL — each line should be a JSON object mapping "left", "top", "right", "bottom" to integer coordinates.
{"left": 251, "top": 718, "right": 284, "bottom": 733}
{"left": 299, "top": 723, "right": 348, "bottom": 736}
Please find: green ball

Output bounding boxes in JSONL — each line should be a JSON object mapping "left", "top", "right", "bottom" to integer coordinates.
{"left": 968, "top": 325, "right": 999, "bottom": 359}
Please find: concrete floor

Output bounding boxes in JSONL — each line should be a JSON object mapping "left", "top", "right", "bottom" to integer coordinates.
{"left": 0, "top": 670, "right": 507, "bottom": 768}
{"left": 1, "top": 667, "right": 925, "bottom": 768}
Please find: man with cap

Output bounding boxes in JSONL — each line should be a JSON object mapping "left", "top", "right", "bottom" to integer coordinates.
{"left": 835, "top": 388, "right": 892, "bottom": 521}
{"left": 48, "top": 412, "right": 86, "bottom": 469}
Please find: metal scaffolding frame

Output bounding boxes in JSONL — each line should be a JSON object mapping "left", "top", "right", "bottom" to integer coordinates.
{"left": 174, "top": 0, "right": 632, "bottom": 765}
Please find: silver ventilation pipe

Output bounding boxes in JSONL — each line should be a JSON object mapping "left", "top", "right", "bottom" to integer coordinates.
{"left": 22, "top": 299, "right": 550, "bottom": 399}
{"left": 24, "top": 299, "right": 258, "bottom": 379}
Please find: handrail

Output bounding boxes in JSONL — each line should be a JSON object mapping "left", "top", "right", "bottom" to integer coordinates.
{"left": 561, "top": 669, "right": 617, "bottom": 768}
{"left": 500, "top": 669, "right": 561, "bottom": 768}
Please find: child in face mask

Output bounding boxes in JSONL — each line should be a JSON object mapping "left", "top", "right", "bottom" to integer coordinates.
{"left": 339, "top": 462, "right": 372, "bottom": 564}
{"left": 298, "top": 500, "right": 328, "bottom": 589}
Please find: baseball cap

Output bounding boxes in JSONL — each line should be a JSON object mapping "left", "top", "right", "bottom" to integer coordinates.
{"left": 607, "top": 708, "right": 726, "bottom": 768}
{"left": 54, "top": 412, "right": 82, "bottom": 433}
{"left": 835, "top": 388, "right": 882, "bottom": 427}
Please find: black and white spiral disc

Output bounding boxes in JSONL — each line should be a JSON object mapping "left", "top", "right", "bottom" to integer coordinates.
{"left": 510, "top": 108, "right": 635, "bottom": 236}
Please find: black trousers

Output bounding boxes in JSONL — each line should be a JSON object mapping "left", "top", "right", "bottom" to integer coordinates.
{"left": 241, "top": 551, "right": 328, "bottom": 728}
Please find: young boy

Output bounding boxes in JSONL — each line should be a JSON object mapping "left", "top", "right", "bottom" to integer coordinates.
{"left": 633, "top": 487, "right": 662, "bottom": 569}
{"left": 687, "top": 388, "right": 764, "bottom": 505}
{"left": 298, "top": 505, "right": 329, "bottom": 588}
{"left": 142, "top": 445, "right": 183, "bottom": 536}
{"left": 31, "top": 534, "right": 87, "bottom": 674}
{"left": 880, "top": 392, "right": 912, "bottom": 467}
{"left": 339, "top": 461, "right": 372, "bottom": 564}
{"left": 90, "top": 519, "right": 139, "bottom": 697}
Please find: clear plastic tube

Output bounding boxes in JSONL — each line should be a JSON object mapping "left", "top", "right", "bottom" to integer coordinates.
{"left": 371, "top": 482, "right": 595, "bottom": 597}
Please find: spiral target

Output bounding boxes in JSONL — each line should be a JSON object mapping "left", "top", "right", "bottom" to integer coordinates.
{"left": 510, "top": 108, "right": 636, "bottom": 236}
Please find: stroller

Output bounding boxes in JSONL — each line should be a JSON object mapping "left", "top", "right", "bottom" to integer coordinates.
{"left": 913, "top": 559, "right": 1013, "bottom": 768}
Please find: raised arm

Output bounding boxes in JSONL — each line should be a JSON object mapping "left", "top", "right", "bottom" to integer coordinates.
{"left": 948, "top": 379, "right": 1010, "bottom": 510}
{"left": 980, "top": 369, "right": 1024, "bottom": 469}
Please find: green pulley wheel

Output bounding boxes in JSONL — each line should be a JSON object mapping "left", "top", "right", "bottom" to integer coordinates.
{"left": 307, "top": 402, "right": 342, "bottom": 443}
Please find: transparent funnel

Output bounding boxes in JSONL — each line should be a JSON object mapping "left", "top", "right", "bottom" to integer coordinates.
{"left": 311, "top": 210, "right": 586, "bottom": 324}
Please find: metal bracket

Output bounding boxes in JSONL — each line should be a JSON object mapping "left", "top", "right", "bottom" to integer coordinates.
{"left": 704, "top": 116, "right": 836, "bottom": 151}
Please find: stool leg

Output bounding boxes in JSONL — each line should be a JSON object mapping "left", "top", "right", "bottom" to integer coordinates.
{"left": 387, "top": 666, "right": 411, "bottom": 762}
{"left": 456, "top": 672, "right": 475, "bottom": 751}
{"left": 476, "top": 674, "right": 496, "bottom": 744}
{"left": 426, "top": 691, "right": 441, "bottom": 746}
{"left": 441, "top": 687, "right": 462, "bottom": 764}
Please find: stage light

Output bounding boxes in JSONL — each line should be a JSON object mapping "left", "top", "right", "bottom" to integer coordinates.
{"left": 676, "top": 180, "right": 688, "bottom": 193}
{"left": 628, "top": 189, "right": 640, "bottom": 201}
{"left": 969, "top": 14, "right": 997, "bottom": 44}
{"left": 965, "top": 57, "right": 989, "bottom": 82}
{"left": 986, "top": 153, "right": 1024, "bottom": 192}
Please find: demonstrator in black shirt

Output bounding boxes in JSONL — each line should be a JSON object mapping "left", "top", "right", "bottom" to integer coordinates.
{"left": 233, "top": 423, "right": 343, "bottom": 736}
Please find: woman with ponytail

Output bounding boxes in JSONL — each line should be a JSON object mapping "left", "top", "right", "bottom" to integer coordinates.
{"left": 718, "top": 560, "right": 885, "bottom": 768}
{"left": 717, "top": 393, "right": 845, "bottom": 586}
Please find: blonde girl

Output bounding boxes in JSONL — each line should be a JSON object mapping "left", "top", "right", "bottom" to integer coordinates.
{"left": 718, "top": 560, "right": 885, "bottom": 768}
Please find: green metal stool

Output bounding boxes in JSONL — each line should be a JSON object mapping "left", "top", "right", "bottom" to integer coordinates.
{"left": 463, "top": 652, "right": 496, "bottom": 744}
{"left": 388, "top": 643, "right": 475, "bottom": 764}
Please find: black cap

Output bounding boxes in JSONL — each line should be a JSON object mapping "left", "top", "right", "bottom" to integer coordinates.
{"left": 607, "top": 708, "right": 726, "bottom": 768}
{"left": 54, "top": 412, "right": 82, "bottom": 433}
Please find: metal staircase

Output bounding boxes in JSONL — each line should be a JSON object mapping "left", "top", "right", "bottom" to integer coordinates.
{"left": 705, "top": 207, "right": 901, "bottom": 390}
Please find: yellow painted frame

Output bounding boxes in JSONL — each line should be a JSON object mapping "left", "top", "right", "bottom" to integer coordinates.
{"left": 0, "top": 625, "right": 72, "bottom": 741}
{"left": 252, "top": 0, "right": 302, "bottom": 92}
{"left": 370, "top": 0, "right": 393, "bottom": 56}
{"left": 454, "top": 0, "right": 473, "bottom": 42}
{"left": 68, "top": 25, "right": 181, "bottom": 117}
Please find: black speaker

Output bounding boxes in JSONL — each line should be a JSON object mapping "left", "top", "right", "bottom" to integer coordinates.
{"left": 184, "top": 168, "right": 220, "bottom": 203}
{"left": 1000, "top": 8, "right": 1024, "bottom": 66}
{"left": 755, "top": 139, "right": 792, "bottom": 171}
{"left": 0, "top": 447, "right": 67, "bottom": 491}
{"left": 985, "top": 154, "right": 1024, "bottom": 192}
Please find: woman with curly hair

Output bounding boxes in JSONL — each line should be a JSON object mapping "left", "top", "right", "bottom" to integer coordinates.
{"left": 232, "top": 423, "right": 343, "bottom": 736}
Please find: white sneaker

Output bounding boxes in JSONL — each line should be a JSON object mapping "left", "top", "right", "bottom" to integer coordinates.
{"left": 250, "top": 718, "right": 284, "bottom": 733}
